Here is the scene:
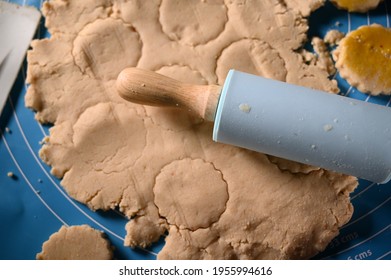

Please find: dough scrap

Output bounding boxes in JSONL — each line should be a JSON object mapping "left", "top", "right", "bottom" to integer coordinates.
{"left": 330, "top": 0, "right": 382, "bottom": 13}
{"left": 311, "top": 37, "right": 336, "bottom": 76}
{"left": 333, "top": 24, "right": 391, "bottom": 95}
{"left": 26, "top": 0, "right": 356, "bottom": 259}
{"left": 324, "top": 29, "right": 345, "bottom": 46}
{"left": 36, "top": 225, "right": 113, "bottom": 260}
{"left": 284, "top": 0, "right": 325, "bottom": 17}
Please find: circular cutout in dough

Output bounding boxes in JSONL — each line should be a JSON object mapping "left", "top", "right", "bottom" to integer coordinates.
{"left": 216, "top": 39, "right": 287, "bottom": 84}
{"left": 159, "top": 0, "right": 227, "bottom": 46}
{"left": 72, "top": 103, "right": 147, "bottom": 166}
{"left": 156, "top": 64, "right": 208, "bottom": 85}
{"left": 62, "top": 103, "right": 147, "bottom": 211}
{"left": 72, "top": 18, "right": 142, "bottom": 80}
{"left": 154, "top": 158, "right": 228, "bottom": 230}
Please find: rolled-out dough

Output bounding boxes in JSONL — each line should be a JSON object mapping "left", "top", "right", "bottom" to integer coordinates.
{"left": 26, "top": 0, "right": 356, "bottom": 259}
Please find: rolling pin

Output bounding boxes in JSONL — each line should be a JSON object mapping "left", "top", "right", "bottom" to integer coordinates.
{"left": 116, "top": 68, "right": 391, "bottom": 184}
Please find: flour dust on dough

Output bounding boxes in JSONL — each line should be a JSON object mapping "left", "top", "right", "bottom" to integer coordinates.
{"left": 26, "top": 0, "right": 357, "bottom": 259}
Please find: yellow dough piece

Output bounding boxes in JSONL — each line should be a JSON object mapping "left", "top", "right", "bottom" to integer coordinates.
{"left": 334, "top": 24, "right": 391, "bottom": 95}
{"left": 330, "top": 0, "right": 382, "bottom": 13}
{"left": 36, "top": 225, "right": 114, "bottom": 260}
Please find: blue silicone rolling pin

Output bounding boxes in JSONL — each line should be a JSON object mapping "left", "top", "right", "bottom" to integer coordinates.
{"left": 116, "top": 68, "right": 391, "bottom": 184}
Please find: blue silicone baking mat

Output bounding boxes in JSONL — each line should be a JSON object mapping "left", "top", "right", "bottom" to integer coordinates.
{"left": 0, "top": 0, "right": 390, "bottom": 260}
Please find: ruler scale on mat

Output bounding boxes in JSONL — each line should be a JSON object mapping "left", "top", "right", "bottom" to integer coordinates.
{"left": 0, "top": 1, "right": 41, "bottom": 114}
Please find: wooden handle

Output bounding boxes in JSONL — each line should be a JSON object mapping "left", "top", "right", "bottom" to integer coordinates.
{"left": 116, "top": 68, "right": 221, "bottom": 121}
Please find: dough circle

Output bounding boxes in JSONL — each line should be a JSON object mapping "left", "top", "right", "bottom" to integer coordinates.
{"left": 72, "top": 103, "right": 146, "bottom": 168}
{"left": 154, "top": 158, "right": 228, "bottom": 230}
{"left": 36, "top": 225, "right": 113, "bottom": 260}
{"left": 159, "top": 0, "right": 228, "bottom": 46}
{"left": 72, "top": 18, "right": 142, "bottom": 80}
{"left": 330, "top": 0, "right": 382, "bottom": 13}
{"left": 334, "top": 24, "right": 391, "bottom": 95}
{"left": 216, "top": 39, "right": 287, "bottom": 84}
{"left": 63, "top": 102, "right": 147, "bottom": 210}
